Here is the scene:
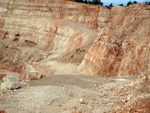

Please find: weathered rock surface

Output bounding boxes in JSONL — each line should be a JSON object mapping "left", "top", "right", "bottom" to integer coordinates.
{"left": 0, "top": 74, "right": 21, "bottom": 91}
{"left": 0, "top": 0, "right": 149, "bottom": 80}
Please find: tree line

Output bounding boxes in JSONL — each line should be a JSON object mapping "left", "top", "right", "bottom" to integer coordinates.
{"left": 74, "top": 0, "right": 150, "bottom": 8}
{"left": 75, "top": 0, "right": 103, "bottom": 5}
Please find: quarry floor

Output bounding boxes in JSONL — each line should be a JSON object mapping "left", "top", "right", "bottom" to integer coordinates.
{"left": 0, "top": 74, "right": 150, "bottom": 113}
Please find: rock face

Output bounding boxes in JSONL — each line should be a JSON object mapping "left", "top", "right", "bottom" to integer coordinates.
{"left": 0, "top": 0, "right": 150, "bottom": 79}
{"left": 79, "top": 4, "right": 150, "bottom": 77}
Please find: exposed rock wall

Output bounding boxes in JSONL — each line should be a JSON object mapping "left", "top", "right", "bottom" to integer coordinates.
{"left": 0, "top": 0, "right": 149, "bottom": 79}
{"left": 0, "top": 0, "right": 106, "bottom": 80}
{"left": 79, "top": 4, "right": 150, "bottom": 77}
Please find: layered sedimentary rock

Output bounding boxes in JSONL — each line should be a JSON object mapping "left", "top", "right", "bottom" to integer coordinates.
{"left": 0, "top": 0, "right": 107, "bottom": 80}
{"left": 0, "top": 0, "right": 149, "bottom": 80}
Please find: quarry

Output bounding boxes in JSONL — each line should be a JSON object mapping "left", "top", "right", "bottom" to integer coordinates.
{"left": 0, "top": 0, "right": 150, "bottom": 112}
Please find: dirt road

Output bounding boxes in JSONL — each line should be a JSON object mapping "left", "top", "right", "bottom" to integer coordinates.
{"left": 1, "top": 74, "right": 148, "bottom": 113}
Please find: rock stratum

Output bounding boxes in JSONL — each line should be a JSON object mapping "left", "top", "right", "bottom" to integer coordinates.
{"left": 0, "top": 0, "right": 150, "bottom": 80}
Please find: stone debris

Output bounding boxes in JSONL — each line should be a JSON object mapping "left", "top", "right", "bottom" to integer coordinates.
{"left": 79, "top": 98, "right": 86, "bottom": 104}
{"left": 139, "top": 73, "right": 149, "bottom": 82}
{"left": 0, "top": 74, "right": 149, "bottom": 113}
{"left": 0, "top": 110, "right": 5, "bottom": 113}
{"left": 72, "top": 109, "right": 82, "bottom": 113}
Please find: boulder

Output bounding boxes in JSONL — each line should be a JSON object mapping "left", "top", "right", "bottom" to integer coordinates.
{"left": 25, "top": 64, "right": 43, "bottom": 80}
{"left": 0, "top": 75, "right": 22, "bottom": 91}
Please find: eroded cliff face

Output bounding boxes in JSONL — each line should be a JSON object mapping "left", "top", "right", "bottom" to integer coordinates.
{"left": 0, "top": 0, "right": 149, "bottom": 80}
{"left": 79, "top": 4, "right": 150, "bottom": 77}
